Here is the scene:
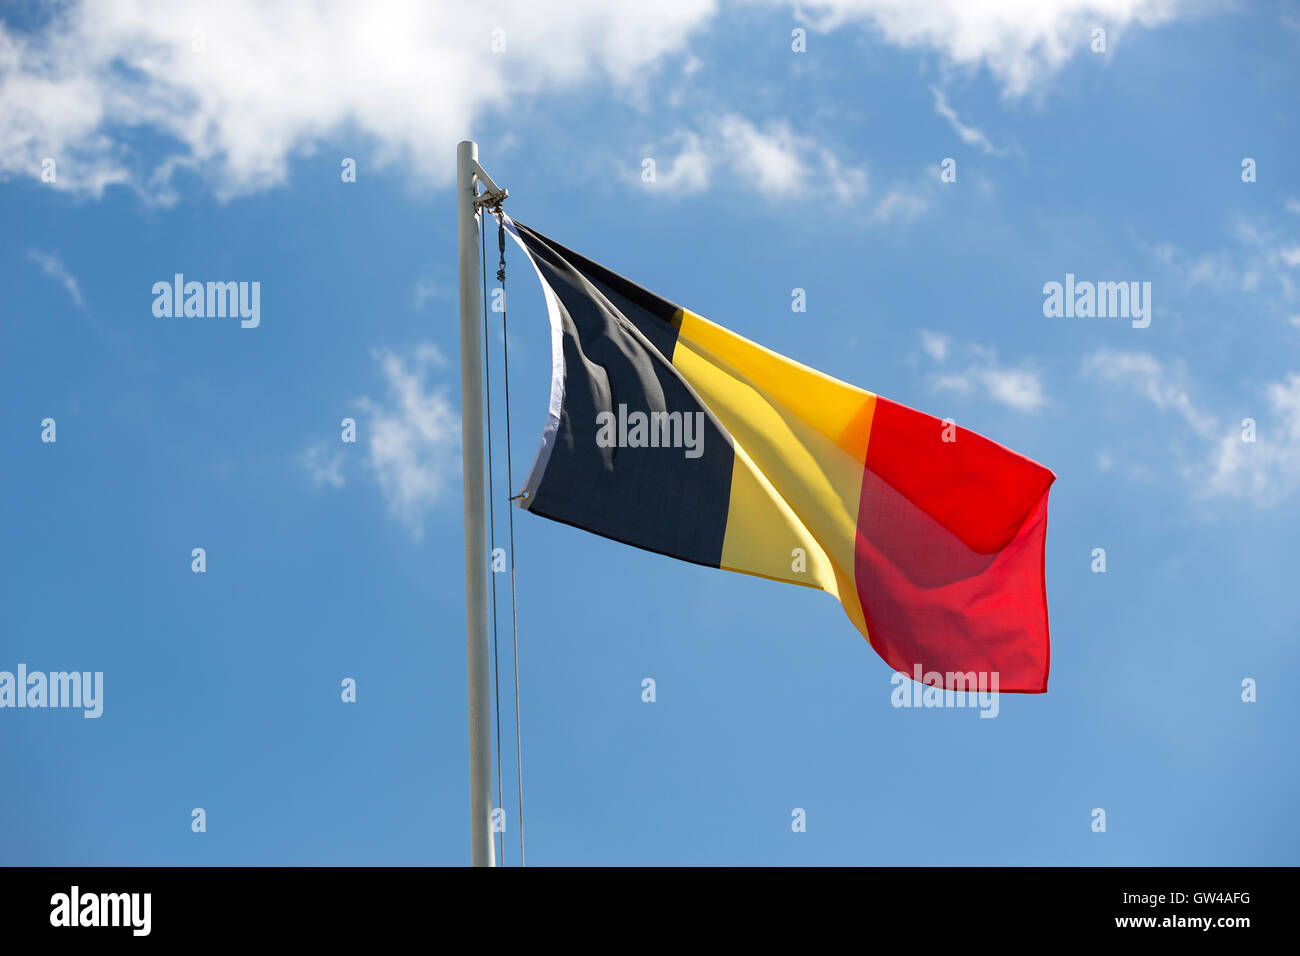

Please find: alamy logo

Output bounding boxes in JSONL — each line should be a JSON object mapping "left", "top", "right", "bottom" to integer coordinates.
{"left": 890, "top": 665, "right": 1000, "bottom": 718}
{"left": 0, "top": 665, "right": 103, "bottom": 718}
{"left": 152, "top": 273, "right": 260, "bottom": 328}
{"left": 50, "top": 886, "right": 150, "bottom": 936}
{"left": 1042, "top": 273, "right": 1151, "bottom": 328}
{"left": 596, "top": 404, "right": 705, "bottom": 459}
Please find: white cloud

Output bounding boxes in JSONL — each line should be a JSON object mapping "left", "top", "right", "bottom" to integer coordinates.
{"left": 920, "top": 330, "right": 949, "bottom": 361}
{"left": 413, "top": 276, "right": 441, "bottom": 310}
{"left": 1145, "top": 208, "right": 1300, "bottom": 321}
{"left": 357, "top": 343, "right": 460, "bottom": 538}
{"left": 980, "top": 366, "right": 1047, "bottom": 412}
{"left": 1204, "top": 374, "right": 1300, "bottom": 503}
{"left": 0, "top": 0, "right": 718, "bottom": 200}
{"left": 1081, "top": 348, "right": 1216, "bottom": 437}
{"left": 1081, "top": 350, "right": 1300, "bottom": 506}
{"left": 300, "top": 441, "right": 346, "bottom": 489}
{"left": 870, "top": 181, "right": 930, "bottom": 223}
{"left": 866, "top": 163, "right": 947, "bottom": 223}
{"left": 0, "top": 1, "right": 1203, "bottom": 202}
{"left": 785, "top": 0, "right": 1194, "bottom": 98}
{"left": 923, "top": 336, "right": 1045, "bottom": 412}
{"left": 718, "top": 116, "right": 807, "bottom": 196}
{"left": 930, "top": 85, "right": 1004, "bottom": 155}
{"left": 27, "top": 249, "right": 84, "bottom": 307}
{"left": 648, "top": 130, "right": 711, "bottom": 193}
{"left": 651, "top": 115, "right": 866, "bottom": 202}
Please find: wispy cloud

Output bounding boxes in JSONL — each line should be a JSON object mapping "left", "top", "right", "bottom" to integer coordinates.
{"left": 1082, "top": 349, "right": 1300, "bottom": 506}
{"left": 1082, "top": 349, "right": 1217, "bottom": 438}
{"left": 299, "top": 441, "right": 346, "bottom": 490}
{"left": 27, "top": 249, "right": 84, "bottom": 307}
{"left": 356, "top": 343, "right": 460, "bottom": 539}
{"left": 930, "top": 86, "right": 1004, "bottom": 155}
{"left": 649, "top": 114, "right": 867, "bottom": 202}
{"left": 920, "top": 330, "right": 949, "bottom": 361}
{"left": 871, "top": 180, "right": 930, "bottom": 223}
{"left": 922, "top": 333, "right": 1045, "bottom": 412}
{"left": 647, "top": 130, "right": 711, "bottom": 193}
{"left": 1145, "top": 205, "right": 1300, "bottom": 314}
{"left": 412, "top": 276, "right": 440, "bottom": 310}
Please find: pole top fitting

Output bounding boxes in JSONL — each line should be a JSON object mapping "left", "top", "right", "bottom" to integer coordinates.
{"left": 473, "top": 185, "right": 508, "bottom": 213}
{"left": 470, "top": 159, "right": 508, "bottom": 214}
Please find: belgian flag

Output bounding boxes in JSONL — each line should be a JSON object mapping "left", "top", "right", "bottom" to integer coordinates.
{"left": 506, "top": 218, "right": 1055, "bottom": 693}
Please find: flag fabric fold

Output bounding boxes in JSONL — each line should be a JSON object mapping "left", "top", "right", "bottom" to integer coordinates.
{"left": 503, "top": 217, "right": 1056, "bottom": 693}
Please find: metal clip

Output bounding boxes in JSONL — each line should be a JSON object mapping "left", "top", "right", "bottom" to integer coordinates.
{"left": 473, "top": 185, "right": 509, "bottom": 212}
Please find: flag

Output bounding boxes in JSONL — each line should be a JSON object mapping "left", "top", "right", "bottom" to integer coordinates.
{"left": 505, "top": 218, "right": 1056, "bottom": 693}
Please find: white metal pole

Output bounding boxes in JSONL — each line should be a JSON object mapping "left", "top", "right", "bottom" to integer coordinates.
{"left": 457, "top": 139, "right": 495, "bottom": 867}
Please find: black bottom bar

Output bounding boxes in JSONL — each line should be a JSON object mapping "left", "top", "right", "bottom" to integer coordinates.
{"left": 0, "top": 866, "right": 1283, "bottom": 942}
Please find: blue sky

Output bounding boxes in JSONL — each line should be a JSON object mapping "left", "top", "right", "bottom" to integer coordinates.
{"left": 2, "top": 0, "right": 1298, "bottom": 866}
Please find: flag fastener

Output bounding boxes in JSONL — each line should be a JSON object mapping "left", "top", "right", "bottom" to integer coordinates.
{"left": 470, "top": 159, "right": 509, "bottom": 212}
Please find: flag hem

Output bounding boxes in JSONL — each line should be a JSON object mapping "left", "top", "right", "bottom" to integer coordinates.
{"left": 501, "top": 212, "right": 564, "bottom": 510}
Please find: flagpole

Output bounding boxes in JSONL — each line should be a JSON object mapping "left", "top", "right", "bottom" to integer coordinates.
{"left": 457, "top": 139, "right": 495, "bottom": 867}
